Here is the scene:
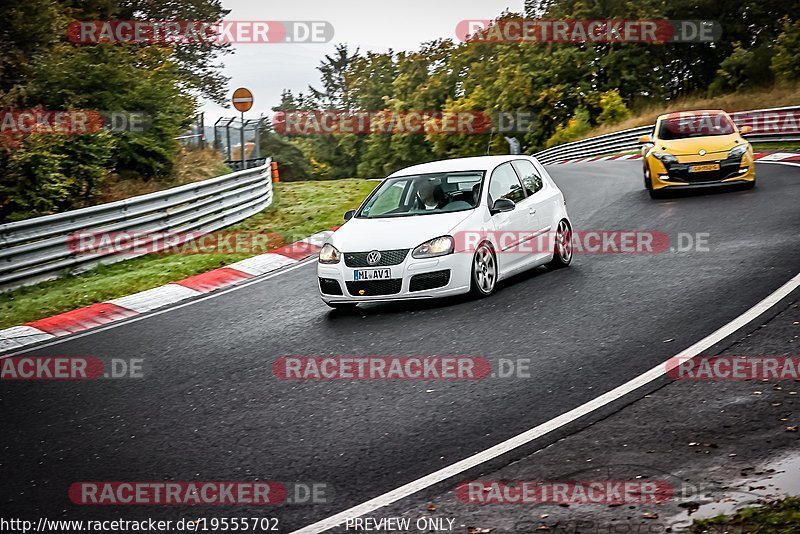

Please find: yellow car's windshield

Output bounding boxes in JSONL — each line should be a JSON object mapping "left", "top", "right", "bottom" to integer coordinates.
{"left": 658, "top": 113, "right": 736, "bottom": 140}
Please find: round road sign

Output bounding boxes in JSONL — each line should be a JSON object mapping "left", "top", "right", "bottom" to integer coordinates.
{"left": 232, "top": 87, "right": 254, "bottom": 113}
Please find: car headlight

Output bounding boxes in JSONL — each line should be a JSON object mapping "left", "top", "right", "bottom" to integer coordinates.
{"left": 318, "top": 243, "right": 341, "bottom": 264}
{"left": 412, "top": 236, "right": 454, "bottom": 259}
{"left": 652, "top": 151, "right": 678, "bottom": 165}
{"left": 728, "top": 144, "right": 748, "bottom": 159}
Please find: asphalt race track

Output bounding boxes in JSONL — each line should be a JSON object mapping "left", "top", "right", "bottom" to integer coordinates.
{"left": 1, "top": 161, "right": 799, "bottom": 531}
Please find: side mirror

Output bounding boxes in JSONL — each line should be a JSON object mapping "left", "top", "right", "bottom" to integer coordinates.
{"left": 739, "top": 125, "right": 753, "bottom": 135}
{"left": 490, "top": 198, "right": 516, "bottom": 214}
{"left": 638, "top": 134, "right": 652, "bottom": 143}
{"left": 343, "top": 209, "right": 355, "bottom": 221}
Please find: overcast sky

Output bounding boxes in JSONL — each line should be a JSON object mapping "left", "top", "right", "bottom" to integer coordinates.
{"left": 199, "top": 0, "right": 523, "bottom": 124}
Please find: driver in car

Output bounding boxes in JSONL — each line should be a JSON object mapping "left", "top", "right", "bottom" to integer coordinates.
{"left": 414, "top": 178, "right": 447, "bottom": 210}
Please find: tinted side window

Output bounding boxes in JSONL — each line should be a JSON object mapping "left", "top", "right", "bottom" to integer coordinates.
{"left": 512, "top": 160, "right": 543, "bottom": 195}
{"left": 488, "top": 162, "right": 526, "bottom": 204}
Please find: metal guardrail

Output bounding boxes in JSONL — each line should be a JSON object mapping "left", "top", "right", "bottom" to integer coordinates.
{"left": 0, "top": 159, "right": 273, "bottom": 291}
{"left": 228, "top": 157, "right": 268, "bottom": 172}
{"left": 535, "top": 106, "right": 800, "bottom": 165}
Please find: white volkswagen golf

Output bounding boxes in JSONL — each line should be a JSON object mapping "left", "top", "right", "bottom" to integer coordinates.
{"left": 317, "top": 155, "right": 572, "bottom": 308}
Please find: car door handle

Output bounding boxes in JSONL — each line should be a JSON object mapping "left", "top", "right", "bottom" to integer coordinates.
{"left": 528, "top": 208, "right": 536, "bottom": 215}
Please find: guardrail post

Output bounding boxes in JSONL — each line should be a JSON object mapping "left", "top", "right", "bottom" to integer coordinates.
{"left": 271, "top": 161, "right": 280, "bottom": 183}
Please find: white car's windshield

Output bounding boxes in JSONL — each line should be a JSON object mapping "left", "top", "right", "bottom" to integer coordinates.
{"left": 358, "top": 171, "right": 484, "bottom": 218}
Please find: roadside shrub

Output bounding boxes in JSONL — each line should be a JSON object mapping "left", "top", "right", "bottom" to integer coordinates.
{"left": 597, "top": 89, "right": 631, "bottom": 126}
{"left": 545, "top": 108, "right": 591, "bottom": 148}
{"left": 114, "top": 132, "right": 177, "bottom": 180}
{"left": 260, "top": 133, "right": 311, "bottom": 181}
{"left": 0, "top": 132, "right": 116, "bottom": 221}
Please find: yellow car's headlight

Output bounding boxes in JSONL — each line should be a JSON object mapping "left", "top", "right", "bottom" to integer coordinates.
{"left": 728, "top": 144, "right": 748, "bottom": 159}
{"left": 652, "top": 151, "right": 678, "bottom": 165}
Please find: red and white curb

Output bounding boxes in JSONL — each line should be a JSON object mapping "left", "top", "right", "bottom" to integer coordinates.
{"left": 551, "top": 151, "right": 800, "bottom": 165}
{"left": 0, "top": 230, "right": 335, "bottom": 354}
{"left": 552, "top": 154, "right": 642, "bottom": 164}
{"left": 753, "top": 151, "right": 800, "bottom": 162}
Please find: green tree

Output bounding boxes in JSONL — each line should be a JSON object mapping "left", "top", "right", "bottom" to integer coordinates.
{"left": 545, "top": 108, "right": 592, "bottom": 147}
{"left": 709, "top": 43, "right": 774, "bottom": 94}
{"left": 29, "top": 44, "right": 195, "bottom": 178}
{"left": 596, "top": 89, "right": 630, "bottom": 126}
{"left": 772, "top": 18, "right": 800, "bottom": 81}
{"left": 0, "top": 0, "right": 229, "bottom": 221}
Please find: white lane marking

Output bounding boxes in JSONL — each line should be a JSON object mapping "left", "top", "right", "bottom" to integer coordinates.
{"left": 0, "top": 326, "right": 55, "bottom": 352}
{"left": 291, "top": 272, "right": 800, "bottom": 534}
{"left": 757, "top": 160, "right": 800, "bottom": 168}
{"left": 109, "top": 284, "right": 203, "bottom": 313}
{"left": 0, "top": 258, "right": 318, "bottom": 359}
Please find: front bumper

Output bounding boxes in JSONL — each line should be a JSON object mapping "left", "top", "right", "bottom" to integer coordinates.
{"left": 317, "top": 251, "right": 472, "bottom": 304}
{"left": 648, "top": 154, "right": 755, "bottom": 190}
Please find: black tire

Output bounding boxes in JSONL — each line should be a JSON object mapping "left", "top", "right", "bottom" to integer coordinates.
{"left": 469, "top": 242, "right": 497, "bottom": 298}
{"left": 742, "top": 178, "right": 756, "bottom": 189}
{"left": 648, "top": 188, "right": 663, "bottom": 199}
{"left": 643, "top": 162, "right": 653, "bottom": 191}
{"left": 548, "top": 219, "right": 573, "bottom": 269}
{"left": 326, "top": 302, "right": 358, "bottom": 310}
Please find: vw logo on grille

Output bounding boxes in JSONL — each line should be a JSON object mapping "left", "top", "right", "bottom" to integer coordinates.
{"left": 366, "top": 250, "right": 382, "bottom": 265}
{"left": 698, "top": 149, "right": 706, "bottom": 156}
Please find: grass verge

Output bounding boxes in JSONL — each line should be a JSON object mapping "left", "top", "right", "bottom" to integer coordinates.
{"left": 0, "top": 179, "right": 377, "bottom": 329}
{"left": 577, "top": 84, "right": 800, "bottom": 141}
{"left": 751, "top": 142, "right": 800, "bottom": 151}
{"left": 692, "top": 497, "right": 800, "bottom": 533}
{"left": 97, "top": 148, "right": 233, "bottom": 204}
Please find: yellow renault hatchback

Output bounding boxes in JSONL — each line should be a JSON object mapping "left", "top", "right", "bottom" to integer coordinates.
{"left": 639, "top": 110, "right": 755, "bottom": 198}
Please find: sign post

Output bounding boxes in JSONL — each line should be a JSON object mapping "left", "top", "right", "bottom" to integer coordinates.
{"left": 232, "top": 87, "right": 254, "bottom": 169}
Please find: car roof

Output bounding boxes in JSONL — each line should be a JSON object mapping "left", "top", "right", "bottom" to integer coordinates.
{"left": 657, "top": 109, "right": 728, "bottom": 120}
{"left": 387, "top": 155, "right": 533, "bottom": 177}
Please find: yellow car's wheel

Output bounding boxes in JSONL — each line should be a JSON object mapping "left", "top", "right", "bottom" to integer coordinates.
{"left": 643, "top": 162, "right": 652, "bottom": 191}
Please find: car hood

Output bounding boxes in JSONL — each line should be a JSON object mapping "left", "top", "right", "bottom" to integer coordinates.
{"left": 330, "top": 210, "right": 475, "bottom": 252}
{"left": 656, "top": 134, "right": 742, "bottom": 156}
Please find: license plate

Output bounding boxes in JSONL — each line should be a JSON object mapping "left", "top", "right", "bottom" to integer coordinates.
{"left": 689, "top": 163, "right": 720, "bottom": 172}
{"left": 354, "top": 268, "right": 391, "bottom": 281}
